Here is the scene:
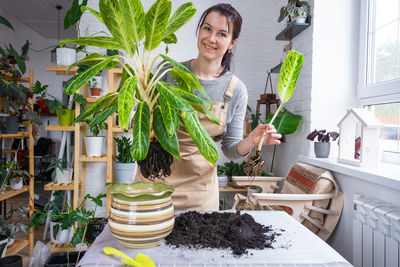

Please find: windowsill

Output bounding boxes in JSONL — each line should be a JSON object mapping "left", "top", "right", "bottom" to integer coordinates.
{"left": 298, "top": 155, "right": 400, "bottom": 190}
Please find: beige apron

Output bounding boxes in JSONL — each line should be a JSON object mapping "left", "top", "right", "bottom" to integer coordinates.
{"left": 136, "top": 76, "right": 238, "bottom": 211}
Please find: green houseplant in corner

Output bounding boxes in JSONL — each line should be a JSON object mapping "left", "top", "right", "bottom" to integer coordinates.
{"left": 60, "top": 0, "right": 218, "bottom": 181}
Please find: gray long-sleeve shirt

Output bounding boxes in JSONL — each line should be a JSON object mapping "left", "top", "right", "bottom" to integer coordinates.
{"left": 161, "top": 60, "right": 248, "bottom": 160}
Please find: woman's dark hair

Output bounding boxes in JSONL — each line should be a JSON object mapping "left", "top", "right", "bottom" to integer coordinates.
{"left": 196, "top": 3, "right": 242, "bottom": 76}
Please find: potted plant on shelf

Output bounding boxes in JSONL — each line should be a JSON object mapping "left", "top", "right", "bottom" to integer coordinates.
{"left": 82, "top": 116, "right": 107, "bottom": 157}
{"left": 307, "top": 129, "right": 339, "bottom": 158}
{"left": 8, "top": 161, "right": 31, "bottom": 190}
{"left": 33, "top": 80, "right": 86, "bottom": 126}
{"left": 114, "top": 136, "right": 137, "bottom": 184}
{"left": 88, "top": 72, "right": 103, "bottom": 98}
{"left": 0, "top": 207, "right": 29, "bottom": 246}
{"left": 0, "top": 18, "right": 33, "bottom": 134}
{"left": 46, "top": 158, "right": 73, "bottom": 184}
{"left": 278, "top": 0, "right": 310, "bottom": 24}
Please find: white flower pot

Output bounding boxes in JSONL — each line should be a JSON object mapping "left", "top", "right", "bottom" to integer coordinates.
{"left": 55, "top": 168, "right": 73, "bottom": 184}
{"left": 56, "top": 48, "right": 76, "bottom": 66}
{"left": 84, "top": 136, "right": 105, "bottom": 156}
{"left": 7, "top": 237, "right": 14, "bottom": 247}
{"left": 113, "top": 162, "right": 137, "bottom": 184}
{"left": 218, "top": 176, "right": 228, "bottom": 187}
{"left": 295, "top": 16, "right": 306, "bottom": 23}
{"left": 49, "top": 222, "right": 73, "bottom": 244}
{"left": 10, "top": 177, "right": 23, "bottom": 190}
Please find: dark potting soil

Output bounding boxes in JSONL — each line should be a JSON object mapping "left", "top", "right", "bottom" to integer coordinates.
{"left": 165, "top": 211, "right": 279, "bottom": 256}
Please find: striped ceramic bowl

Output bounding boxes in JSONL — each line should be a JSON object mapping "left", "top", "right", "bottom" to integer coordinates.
{"left": 109, "top": 182, "right": 175, "bottom": 248}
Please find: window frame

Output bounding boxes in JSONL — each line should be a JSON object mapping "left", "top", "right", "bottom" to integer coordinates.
{"left": 358, "top": 0, "right": 400, "bottom": 162}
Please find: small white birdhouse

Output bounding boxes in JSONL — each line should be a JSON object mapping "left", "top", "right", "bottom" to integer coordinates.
{"left": 337, "top": 108, "right": 383, "bottom": 168}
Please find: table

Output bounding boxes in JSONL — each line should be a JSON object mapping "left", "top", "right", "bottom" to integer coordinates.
{"left": 78, "top": 211, "right": 352, "bottom": 266}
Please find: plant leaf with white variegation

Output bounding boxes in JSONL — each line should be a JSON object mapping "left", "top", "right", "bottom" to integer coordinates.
{"left": 144, "top": 0, "right": 171, "bottom": 50}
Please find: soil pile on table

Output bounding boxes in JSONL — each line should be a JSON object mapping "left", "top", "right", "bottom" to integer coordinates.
{"left": 165, "top": 211, "right": 278, "bottom": 255}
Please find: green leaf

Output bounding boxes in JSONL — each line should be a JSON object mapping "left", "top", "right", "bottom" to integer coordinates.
{"left": 21, "top": 40, "right": 30, "bottom": 57}
{"left": 163, "top": 2, "right": 196, "bottom": 38}
{"left": 131, "top": 102, "right": 150, "bottom": 161}
{"left": 266, "top": 108, "right": 302, "bottom": 135}
{"left": 0, "top": 16, "right": 14, "bottom": 31}
{"left": 156, "top": 82, "right": 193, "bottom": 112}
{"left": 99, "top": 0, "right": 134, "bottom": 56}
{"left": 173, "top": 86, "right": 209, "bottom": 109}
{"left": 64, "top": 0, "right": 88, "bottom": 29}
{"left": 120, "top": 0, "right": 145, "bottom": 44}
{"left": 157, "top": 95, "right": 178, "bottom": 136}
{"left": 159, "top": 54, "right": 211, "bottom": 104}
{"left": 67, "top": 53, "right": 120, "bottom": 71}
{"left": 118, "top": 76, "right": 137, "bottom": 129}
{"left": 73, "top": 93, "right": 87, "bottom": 105}
{"left": 81, "top": 6, "right": 103, "bottom": 23}
{"left": 144, "top": 0, "right": 171, "bottom": 51}
{"left": 89, "top": 105, "right": 117, "bottom": 128}
{"left": 179, "top": 111, "right": 218, "bottom": 163}
{"left": 53, "top": 223, "right": 60, "bottom": 240}
{"left": 59, "top": 37, "right": 122, "bottom": 50}
{"left": 153, "top": 106, "right": 180, "bottom": 159}
{"left": 162, "top": 33, "right": 177, "bottom": 44}
{"left": 71, "top": 227, "right": 86, "bottom": 247}
{"left": 9, "top": 44, "right": 26, "bottom": 74}
{"left": 74, "top": 92, "right": 118, "bottom": 122}
{"left": 277, "top": 49, "right": 304, "bottom": 104}
{"left": 64, "top": 55, "right": 118, "bottom": 95}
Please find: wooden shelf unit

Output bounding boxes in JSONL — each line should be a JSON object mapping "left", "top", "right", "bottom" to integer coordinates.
{"left": 6, "top": 239, "right": 29, "bottom": 256}
{"left": 0, "top": 69, "right": 35, "bottom": 254}
{"left": 44, "top": 181, "right": 75, "bottom": 191}
{"left": 45, "top": 125, "right": 75, "bottom": 131}
{"left": 45, "top": 66, "right": 77, "bottom": 76}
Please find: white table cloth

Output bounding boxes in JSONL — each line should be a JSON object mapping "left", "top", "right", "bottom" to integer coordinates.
{"left": 78, "top": 211, "right": 352, "bottom": 266}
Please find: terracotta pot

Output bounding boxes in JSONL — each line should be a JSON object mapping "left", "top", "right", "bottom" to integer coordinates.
{"left": 90, "top": 87, "right": 102, "bottom": 97}
{"left": 109, "top": 182, "right": 175, "bottom": 248}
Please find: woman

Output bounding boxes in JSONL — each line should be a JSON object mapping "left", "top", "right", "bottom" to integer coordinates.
{"left": 136, "top": 3, "right": 281, "bottom": 210}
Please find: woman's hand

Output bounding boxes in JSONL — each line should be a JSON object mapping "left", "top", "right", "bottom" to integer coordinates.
{"left": 236, "top": 124, "right": 282, "bottom": 156}
{"left": 249, "top": 124, "right": 282, "bottom": 146}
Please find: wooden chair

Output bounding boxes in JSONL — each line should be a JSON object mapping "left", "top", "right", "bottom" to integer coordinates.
{"left": 231, "top": 163, "right": 344, "bottom": 241}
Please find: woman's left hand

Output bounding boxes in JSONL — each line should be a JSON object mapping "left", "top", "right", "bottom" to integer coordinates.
{"left": 249, "top": 124, "right": 282, "bottom": 146}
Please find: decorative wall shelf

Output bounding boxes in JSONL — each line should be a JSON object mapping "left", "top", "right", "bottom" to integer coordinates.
{"left": 275, "top": 17, "right": 311, "bottom": 41}
{"left": 270, "top": 62, "right": 283, "bottom": 73}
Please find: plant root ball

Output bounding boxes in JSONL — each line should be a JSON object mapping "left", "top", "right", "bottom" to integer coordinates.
{"left": 137, "top": 138, "right": 174, "bottom": 181}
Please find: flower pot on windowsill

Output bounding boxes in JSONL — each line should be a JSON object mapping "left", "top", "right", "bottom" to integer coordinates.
{"left": 314, "top": 142, "right": 330, "bottom": 158}
{"left": 84, "top": 136, "right": 105, "bottom": 157}
{"left": 89, "top": 87, "right": 102, "bottom": 97}
{"left": 56, "top": 109, "right": 75, "bottom": 126}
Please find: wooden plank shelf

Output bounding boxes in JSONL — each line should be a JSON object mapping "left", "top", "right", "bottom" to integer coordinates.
{"left": 44, "top": 181, "right": 76, "bottom": 191}
{"left": 46, "top": 125, "right": 75, "bottom": 131}
{"left": 111, "top": 126, "right": 132, "bottom": 133}
{"left": 46, "top": 66, "right": 77, "bottom": 75}
{"left": 219, "top": 186, "right": 248, "bottom": 192}
{"left": 49, "top": 242, "right": 75, "bottom": 253}
{"left": 2, "top": 149, "right": 17, "bottom": 153}
{"left": 0, "top": 186, "right": 28, "bottom": 201}
{"left": 86, "top": 97, "right": 101, "bottom": 103}
{"left": 79, "top": 155, "right": 107, "bottom": 162}
{"left": 2, "top": 72, "right": 30, "bottom": 83}
{"left": 0, "top": 132, "right": 29, "bottom": 139}
{"left": 6, "top": 240, "right": 29, "bottom": 256}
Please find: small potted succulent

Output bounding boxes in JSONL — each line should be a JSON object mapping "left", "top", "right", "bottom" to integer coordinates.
{"left": 307, "top": 129, "right": 339, "bottom": 158}
{"left": 114, "top": 136, "right": 137, "bottom": 184}
{"left": 33, "top": 81, "right": 87, "bottom": 126}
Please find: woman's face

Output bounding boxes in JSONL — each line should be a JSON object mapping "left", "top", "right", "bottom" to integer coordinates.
{"left": 197, "top": 11, "right": 237, "bottom": 62}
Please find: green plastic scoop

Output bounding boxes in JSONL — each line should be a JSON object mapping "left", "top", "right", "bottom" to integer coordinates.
{"left": 103, "top": 247, "right": 155, "bottom": 267}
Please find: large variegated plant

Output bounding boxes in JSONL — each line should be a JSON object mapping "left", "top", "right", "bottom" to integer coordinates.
{"left": 60, "top": 0, "right": 219, "bottom": 179}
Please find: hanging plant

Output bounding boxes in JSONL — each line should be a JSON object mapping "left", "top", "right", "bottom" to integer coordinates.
{"left": 60, "top": 0, "right": 219, "bottom": 180}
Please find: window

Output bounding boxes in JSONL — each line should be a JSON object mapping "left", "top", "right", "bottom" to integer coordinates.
{"left": 359, "top": 0, "right": 400, "bottom": 162}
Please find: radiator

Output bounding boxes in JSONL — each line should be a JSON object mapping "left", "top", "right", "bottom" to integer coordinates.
{"left": 353, "top": 194, "right": 400, "bottom": 267}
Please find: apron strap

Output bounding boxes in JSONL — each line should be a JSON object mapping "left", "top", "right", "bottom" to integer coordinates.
{"left": 224, "top": 75, "right": 239, "bottom": 99}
